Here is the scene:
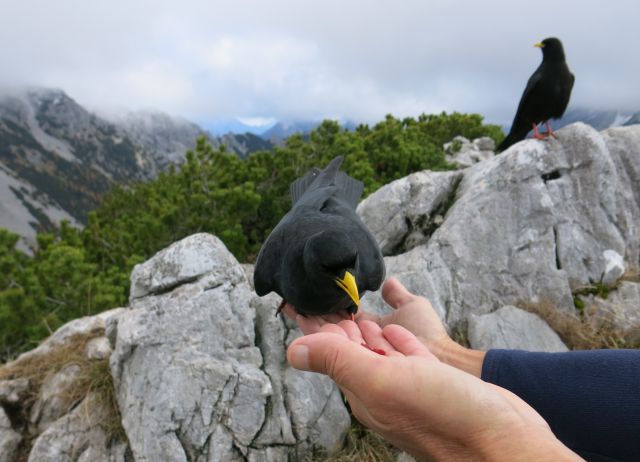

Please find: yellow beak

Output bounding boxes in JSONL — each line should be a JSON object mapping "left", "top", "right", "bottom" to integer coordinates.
{"left": 534, "top": 42, "right": 544, "bottom": 48}
{"left": 335, "top": 271, "right": 360, "bottom": 309}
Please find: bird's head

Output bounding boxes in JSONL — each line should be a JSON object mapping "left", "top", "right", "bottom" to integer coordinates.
{"left": 534, "top": 37, "right": 566, "bottom": 61}
{"left": 303, "top": 229, "right": 360, "bottom": 313}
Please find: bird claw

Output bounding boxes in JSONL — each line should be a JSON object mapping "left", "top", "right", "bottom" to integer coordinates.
{"left": 276, "top": 299, "right": 287, "bottom": 317}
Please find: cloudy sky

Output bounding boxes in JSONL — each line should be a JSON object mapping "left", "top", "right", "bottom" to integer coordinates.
{"left": 2, "top": 0, "right": 639, "bottom": 129}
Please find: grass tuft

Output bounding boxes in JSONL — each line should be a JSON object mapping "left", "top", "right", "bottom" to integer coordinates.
{"left": 0, "top": 328, "right": 126, "bottom": 458}
{"left": 312, "top": 420, "right": 398, "bottom": 462}
{"left": 520, "top": 300, "right": 639, "bottom": 350}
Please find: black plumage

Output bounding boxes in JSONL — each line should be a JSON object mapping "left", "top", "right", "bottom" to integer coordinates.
{"left": 254, "top": 156, "right": 385, "bottom": 317}
{"left": 498, "top": 37, "right": 575, "bottom": 152}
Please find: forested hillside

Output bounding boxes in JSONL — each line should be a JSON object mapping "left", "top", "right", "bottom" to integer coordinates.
{"left": 0, "top": 112, "right": 502, "bottom": 360}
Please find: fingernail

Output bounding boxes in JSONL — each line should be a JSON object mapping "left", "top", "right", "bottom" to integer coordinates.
{"left": 289, "top": 344, "right": 310, "bottom": 371}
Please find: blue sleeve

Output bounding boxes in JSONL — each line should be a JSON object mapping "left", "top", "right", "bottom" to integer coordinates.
{"left": 482, "top": 349, "right": 640, "bottom": 462}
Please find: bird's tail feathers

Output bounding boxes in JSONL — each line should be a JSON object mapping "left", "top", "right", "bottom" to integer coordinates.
{"left": 290, "top": 167, "right": 321, "bottom": 204}
{"left": 291, "top": 156, "right": 362, "bottom": 206}
{"left": 333, "top": 171, "right": 364, "bottom": 208}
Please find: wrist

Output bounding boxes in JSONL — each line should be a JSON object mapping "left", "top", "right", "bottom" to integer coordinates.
{"left": 431, "top": 337, "right": 485, "bottom": 378}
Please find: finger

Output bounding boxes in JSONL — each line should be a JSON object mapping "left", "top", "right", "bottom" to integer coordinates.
{"left": 335, "top": 319, "right": 365, "bottom": 344}
{"left": 318, "top": 323, "right": 350, "bottom": 338}
{"left": 382, "top": 324, "right": 437, "bottom": 360}
{"left": 320, "top": 312, "right": 350, "bottom": 324}
{"left": 359, "top": 320, "right": 395, "bottom": 354}
{"left": 287, "top": 332, "right": 383, "bottom": 391}
{"left": 354, "top": 310, "right": 381, "bottom": 324}
{"left": 381, "top": 277, "right": 417, "bottom": 310}
{"left": 281, "top": 303, "right": 298, "bottom": 320}
{"left": 295, "top": 314, "right": 323, "bottom": 335}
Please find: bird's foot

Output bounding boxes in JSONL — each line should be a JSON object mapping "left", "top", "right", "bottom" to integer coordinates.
{"left": 276, "top": 299, "right": 287, "bottom": 317}
{"left": 541, "top": 122, "right": 558, "bottom": 139}
{"left": 531, "top": 123, "right": 546, "bottom": 140}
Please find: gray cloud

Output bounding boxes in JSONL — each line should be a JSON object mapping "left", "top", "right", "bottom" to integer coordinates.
{"left": 2, "top": 0, "right": 639, "bottom": 125}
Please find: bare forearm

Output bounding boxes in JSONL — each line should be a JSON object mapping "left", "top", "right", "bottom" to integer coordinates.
{"left": 430, "top": 338, "right": 485, "bottom": 378}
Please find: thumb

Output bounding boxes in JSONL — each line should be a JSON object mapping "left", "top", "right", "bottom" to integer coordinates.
{"left": 287, "top": 332, "right": 377, "bottom": 391}
{"left": 381, "top": 276, "right": 416, "bottom": 309}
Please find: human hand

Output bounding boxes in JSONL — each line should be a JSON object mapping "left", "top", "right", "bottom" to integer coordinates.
{"left": 287, "top": 320, "right": 581, "bottom": 461}
{"left": 283, "top": 276, "right": 483, "bottom": 376}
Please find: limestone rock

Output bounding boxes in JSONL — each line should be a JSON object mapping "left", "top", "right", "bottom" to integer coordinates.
{"left": 0, "top": 406, "right": 21, "bottom": 462}
{"left": 601, "top": 249, "right": 625, "bottom": 286}
{"left": 468, "top": 306, "right": 568, "bottom": 351}
{"left": 111, "top": 233, "right": 349, "bottom": 461}
{"left": 85, "top": 336, "right": 112, "bottom": 360}
{"left": 30, "top": 364, "right": 83, "bottom": 434}
{"left": 128, "top": 232, "right": 239, "bottom": 300}
{"left": 360, "top": 123, "right": 640, "bottom": 331}
{"left": 0, "top": 377, "right": 30, "bottom": 404}
{"left": 357, "top": 170, "right": 463, "bottom": 256}
{"left": 28, "top": 394, "right": 128, "bottom": 462}
{"left": 444, "top": 136, "right": 496, "bottom": 168}
{"left": 13, "top": 308, "right": 124, "bottom": 364}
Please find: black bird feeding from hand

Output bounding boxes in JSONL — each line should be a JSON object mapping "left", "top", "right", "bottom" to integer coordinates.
{"left": 254, "top": 156, "right": 385, "bottom": 319}
{"left": 497, "top": 37, "right": 575, "bottom": 152}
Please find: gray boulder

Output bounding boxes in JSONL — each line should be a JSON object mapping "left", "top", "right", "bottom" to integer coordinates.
{"left": 468, "top": 306, "right": 568, "bottom": 351}
{"left": 601, "top": 249, "right": 626, "bottom": 286}
{"left": 0, "top": 406, "right": 21, "bottom": 462}
{"left": 359, "top": 123, "right": 640, "bottom": 336}
{"left": 110, "top": 233, "right": 349, "bottom": 461}
{"left": 30, "top": 363, "right": 83, "bottom": 434}
{"left": 444, "top": 136, "right": 496, "bottom": 168}
{"left": 357, "top": 170, "right": 463, "bottom": 256}
{"left": 5, "top": 234, "right": 348, "bottom": 461}
{"left": 28, "top": 394, "right": 129, "bottom": 462}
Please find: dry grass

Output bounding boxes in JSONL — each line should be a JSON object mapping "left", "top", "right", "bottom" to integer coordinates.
{"left": 0, "top": 328, "right": 125, "bottom": 457}
{"left": 313, "top": 420, "right": 398, "bottom": 462}
{"left": 621, "top": 267, "right": 640, "bottom": 283}
{"left": 520, "top": 300, "right": 639, "bottom": 350}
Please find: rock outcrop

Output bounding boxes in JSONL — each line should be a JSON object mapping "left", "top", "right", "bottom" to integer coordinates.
{"left": 1, "top": 122, "right": 639, "bottom": 460}
{"left": 468, "top": 306, "right": 569, "bottom": 352}
{"left": 110, "top": 233, "right": 349, "bottom": 461}
{"left": 359, "top": 123, "right": 640, "bottom": 338}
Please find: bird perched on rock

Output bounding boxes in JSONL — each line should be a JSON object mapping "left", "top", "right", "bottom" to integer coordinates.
{"left": 498, "top": 37, "right": 575, "bottom": 152}
{"left": 254, "top": 156, "right": 385, "bottom": 318}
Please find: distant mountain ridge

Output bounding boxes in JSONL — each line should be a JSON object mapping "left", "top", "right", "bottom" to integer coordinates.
{"left": 260, "top": 119, "right": 358, "bottom": 145}
{"left": 554, "top": 107, "right": 639, "bottom": 131}
{"left": 0, "top": 87, "right": 272, "bottom": 251}
{"left": 497, "top": 106, "right": 640, "bottom": 139}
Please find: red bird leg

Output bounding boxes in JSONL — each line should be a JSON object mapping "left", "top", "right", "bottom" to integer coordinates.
{"left": 532, "top": 122, "right": 545, "bottom": 140}
{"left": 544, "top": 121, "right": 558, "bottom": 139}
{"left": 361, "top": 343, "right": 386, "bottom": 355}
{"left": 276, "top": 299, "right": 287, "bottom": 317}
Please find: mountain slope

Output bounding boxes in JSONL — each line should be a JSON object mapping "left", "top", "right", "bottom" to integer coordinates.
{"left": 0, "top": 89, "right": 135, "bottom": 249}
{"left": 0, "top": 88, "right": 272, "bottom": 250}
